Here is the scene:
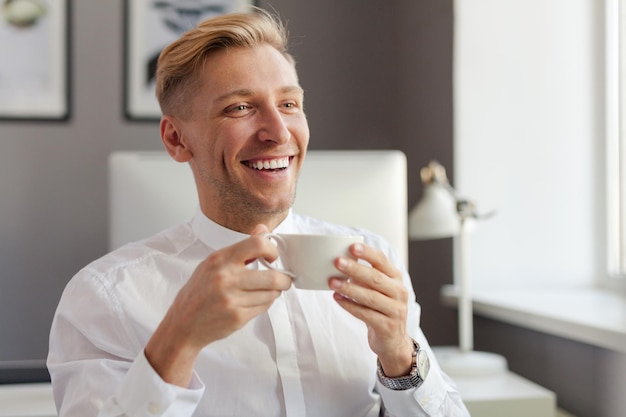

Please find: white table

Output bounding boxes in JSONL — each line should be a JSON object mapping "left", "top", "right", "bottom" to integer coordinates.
{"left": 0, "top": 383, "right": 56, "bottom": 417}
{"left": 451, "top": 370, "right": 557, "bottom": 417}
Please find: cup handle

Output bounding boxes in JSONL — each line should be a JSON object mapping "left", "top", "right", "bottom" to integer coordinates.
{"left": 258, "top": 233, "right": 296, "bottom": 278}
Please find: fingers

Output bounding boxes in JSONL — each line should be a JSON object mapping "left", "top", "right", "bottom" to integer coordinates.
{"left": 329, "top": 243, "right": 407, "bottom": 317}
{"left": 330, "top": 277, "right": 407, "bottom": 319}
{"left": 329, "top": 243, "right": 410, "bottom": 360}
{"left": 335, "top": 243, "right": 404, "bottom": 298}
{"left": 216, "top": 234, "right": 289, "bottom": 292}
{"left": 237, "top": 224, "right": 276, "bottom": 264}
{"left": 153, "top": 224, "right": 293, "bottom": 363}
{"left": 349, "top": 243, "right": 403, "bottom": 286}
{"left": 241, "top": 269, "right": 293, "bottom": 292}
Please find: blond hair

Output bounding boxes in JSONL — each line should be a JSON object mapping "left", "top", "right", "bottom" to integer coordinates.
{"left": 155, "top": 9, "right": 292, "bottom": 118}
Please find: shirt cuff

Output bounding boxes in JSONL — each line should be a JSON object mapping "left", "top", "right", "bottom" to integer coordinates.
{"left": 377, "top": 364, "right": 449, "bottom": 416}
{"left": 112, "top": 350, "right": 205, "bottom": 417}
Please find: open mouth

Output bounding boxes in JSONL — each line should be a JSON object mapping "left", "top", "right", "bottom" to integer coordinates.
{"left": 243, "top": 156, "right": 291, "bottom": 171}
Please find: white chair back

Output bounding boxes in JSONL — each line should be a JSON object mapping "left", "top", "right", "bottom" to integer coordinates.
{"left": 109, "top": 150, "right": 408, "bottom": 265}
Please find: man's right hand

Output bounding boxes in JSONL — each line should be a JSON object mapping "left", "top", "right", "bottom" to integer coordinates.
{"left": 144, "top": 224, "right": 292, "bottom": 387}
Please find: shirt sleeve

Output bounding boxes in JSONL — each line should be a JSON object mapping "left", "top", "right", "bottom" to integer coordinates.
{"left": 375, "top": 337, "right": 469, "bottom": 417}
{"left": 375, "top": 326, "right": 470, "bottom": 417}
{"left": 103, "top": 351, "right": 205, "bottom": 417}
{"left": 374, "top": 244, "right": 471, "bottom": 417}
{"left": 47, "top": 270, "right": 205, "bottom": 417}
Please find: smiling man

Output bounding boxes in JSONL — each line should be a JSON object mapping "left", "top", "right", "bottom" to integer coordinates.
{"left": 47, "top": 9, "right": 469, "bottom": 417}
{"left": 161, "top": 41, "right": 309, "bottom": 233}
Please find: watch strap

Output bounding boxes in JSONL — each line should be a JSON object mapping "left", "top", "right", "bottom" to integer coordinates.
{"left": 376, "top": 338, "right": 425, "bottom": 391}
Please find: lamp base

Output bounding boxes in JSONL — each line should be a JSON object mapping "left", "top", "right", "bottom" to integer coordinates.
{"left": 432, "top": 346, "right": 508, "bottom": 377}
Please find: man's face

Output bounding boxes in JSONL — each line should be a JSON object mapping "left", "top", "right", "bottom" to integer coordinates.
{"left": 174, "top": 44, "right": 309, "bottom": 231}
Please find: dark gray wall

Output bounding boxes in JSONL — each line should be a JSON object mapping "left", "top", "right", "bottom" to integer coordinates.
{"left": 0, "top": 0, "right": 456, "bottom": 366}
{"left": 474, "top": 317, "right": 626, "bottom": 417}
{"left": 280, "top": 0, "right": 458, "bottom": 347}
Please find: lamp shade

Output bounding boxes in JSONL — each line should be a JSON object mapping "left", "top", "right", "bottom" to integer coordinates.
{"left": 408, "top": 182, "right": 460, "bottom": 240}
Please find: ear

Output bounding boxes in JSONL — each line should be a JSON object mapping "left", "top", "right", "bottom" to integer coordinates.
{"left": 160, "top": 115, "right": 193, "bottom": 162}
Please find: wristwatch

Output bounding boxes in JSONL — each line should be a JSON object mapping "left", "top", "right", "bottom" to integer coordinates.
{"left": 376, "top": 338, "right": 430, "bottom": 390}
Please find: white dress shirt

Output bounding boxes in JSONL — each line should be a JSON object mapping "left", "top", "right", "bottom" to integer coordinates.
{"left": 48, "top": 210, "right": 469, "bottom": 417}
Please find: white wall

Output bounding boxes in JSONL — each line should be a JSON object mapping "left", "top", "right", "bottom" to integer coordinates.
{"left": 454, "top": 0, "right": 604, "bottom": 287}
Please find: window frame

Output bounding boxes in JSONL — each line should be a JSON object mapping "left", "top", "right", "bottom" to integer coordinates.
{"left": 606, "top": 0, "right": 626, "bottom": 289}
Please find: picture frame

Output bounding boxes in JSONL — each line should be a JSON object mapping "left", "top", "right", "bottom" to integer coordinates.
{"left": 124, "top": 0, "right": 257, "bottom": 121}
{"left": 0, "top": 0, "right": 71, "bottom": 121}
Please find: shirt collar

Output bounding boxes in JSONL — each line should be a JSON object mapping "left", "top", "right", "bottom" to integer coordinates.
{"left": 191, "top": 208, "right": 295, "bottom": 251}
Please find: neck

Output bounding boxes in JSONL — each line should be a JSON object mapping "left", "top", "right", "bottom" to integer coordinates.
{"left": 200, "top": 203, "right": 290, "bottom": 234}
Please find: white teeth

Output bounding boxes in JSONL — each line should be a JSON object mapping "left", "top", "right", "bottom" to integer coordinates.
{"left": 249, "top": 157, "right": 290, "bottom": 170}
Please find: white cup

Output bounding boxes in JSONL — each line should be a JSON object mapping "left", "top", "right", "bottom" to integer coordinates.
{"left": 259, "top": 233, "right": 364, "bottom": 290}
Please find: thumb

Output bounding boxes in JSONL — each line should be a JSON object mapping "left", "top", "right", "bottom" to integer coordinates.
{"left": 250, "top": 224, "right": 270, "bottom": 236}
{"left": 244, "top": 224, "right": 273, "bottom": 266}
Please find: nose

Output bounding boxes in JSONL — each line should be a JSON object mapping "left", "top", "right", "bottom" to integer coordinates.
{"left": 257, "top": 106, "right": 291, "bottom": 144}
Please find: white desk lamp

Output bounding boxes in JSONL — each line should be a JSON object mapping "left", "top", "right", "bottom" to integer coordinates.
{"left": 409, "top": 160, "right": 506, "bottom": 376}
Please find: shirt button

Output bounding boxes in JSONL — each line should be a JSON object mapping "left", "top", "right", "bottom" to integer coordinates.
{"left": 148, "top": 401, "right": 163, "bottom": 415}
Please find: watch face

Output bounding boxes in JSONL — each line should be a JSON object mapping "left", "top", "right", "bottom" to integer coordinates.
{"left": 417, "top": 350, "right": 430, "bottom": 379}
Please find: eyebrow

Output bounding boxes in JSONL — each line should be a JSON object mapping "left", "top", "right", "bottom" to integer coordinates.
{"left": 214, "top": 86, "right": 304, "bottom": 104}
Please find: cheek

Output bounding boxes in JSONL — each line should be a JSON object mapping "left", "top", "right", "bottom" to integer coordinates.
{"left": 292, "top": 117, "right": 310, "bottom": 145}
{"left": 194, "top": 123, "right": 233, "bottom": 156}
{"left": 208, "top": 126, "right": 251, "bottom": 173}
{"left": 217, "top": 120, "right": 255, "bottom": 146}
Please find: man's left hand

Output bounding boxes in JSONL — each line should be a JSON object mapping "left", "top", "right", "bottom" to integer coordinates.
{"left": 329, "top": 243, "right": 415, "bottom": 377}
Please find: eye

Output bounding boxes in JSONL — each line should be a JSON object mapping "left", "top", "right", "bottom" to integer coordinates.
{"left": 281, "top": 101, "right": 300, "bottom": 112}
{"left": 225, "top": 103, "right": 252, "bottom": 116}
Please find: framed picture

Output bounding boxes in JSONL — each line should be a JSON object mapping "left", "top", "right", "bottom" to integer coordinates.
{"left": 124, "top": 0, "right": 257, "bottom": 121}
{"left": 0, "top": 0, "right": 70, "bottom": 121}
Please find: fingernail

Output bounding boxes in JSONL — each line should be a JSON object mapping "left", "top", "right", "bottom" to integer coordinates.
{"left": 353, "top": 243, "right": 364, "bottom": 254}
{"left": 329, "top": 278, "right": 342, "bottom": 289}
{"left": 337, "top": 257, "right": 348, "bottom": 269}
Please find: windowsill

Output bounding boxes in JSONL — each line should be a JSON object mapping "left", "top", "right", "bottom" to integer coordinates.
{"left": 440, "top": 285, "right": 626, "bottom": 354}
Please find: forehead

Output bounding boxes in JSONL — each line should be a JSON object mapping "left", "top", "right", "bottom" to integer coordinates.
{"left": 199, "top": 44, "right": 300, "bottom": 98}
